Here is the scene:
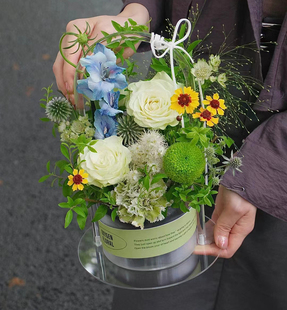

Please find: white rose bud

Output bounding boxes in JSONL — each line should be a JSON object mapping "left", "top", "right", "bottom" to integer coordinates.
{"left": 58, "top": 122, "right": 66, "bottom": 133}
{"left": 79, "top": 136, "right": 131, "bottom": 188}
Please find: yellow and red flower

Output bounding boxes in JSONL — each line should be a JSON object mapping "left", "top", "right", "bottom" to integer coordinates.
{"left": 192, "top": 107, "right": 219, "bottom": 127}
{"left": 67, "top": 169, "right": 89, "bottom": 191}
{"left": 203, "top": 93, "right": 226, "bottom": 115}
{"left": 170, "top": 87, "right": 200, "bottom": 114}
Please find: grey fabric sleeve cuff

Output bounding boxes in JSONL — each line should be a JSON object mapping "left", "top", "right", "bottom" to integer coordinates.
{"left": 221, "top": 111, "right": 287, "bottom": 221}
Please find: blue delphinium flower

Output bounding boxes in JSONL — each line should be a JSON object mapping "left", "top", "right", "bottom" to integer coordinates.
{"left": 76, "top": 43, "right": 128, "bottom": 100}
{"left": 94, "top": 110, "right": 117, "bottom": 139}
{"left": 99, "top": 91, "right": 123, "bottom": 117}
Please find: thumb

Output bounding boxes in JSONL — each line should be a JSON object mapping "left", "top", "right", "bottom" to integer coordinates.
{"left": 213, "top": 207, "right": 239, "bottom": 250}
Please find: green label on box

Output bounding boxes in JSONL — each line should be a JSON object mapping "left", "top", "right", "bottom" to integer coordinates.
{"left": 99, "top": 209, "right": 197, "bottom": 259}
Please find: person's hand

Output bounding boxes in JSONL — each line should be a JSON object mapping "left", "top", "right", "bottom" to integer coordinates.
{"left": 53, "top": 3, "right": 149, "bottom": 101}
{"left": 195, "top": 185, "right": 257, "bottom": 258}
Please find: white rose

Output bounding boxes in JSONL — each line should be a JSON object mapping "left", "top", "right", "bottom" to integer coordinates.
{"left": 191, "top": 59, "right": 213, "bottom": 83}
{"left": 126, "top": 72, "right": 179, "bottom": 130}
{"left": 79, "top": 136, "right": 131, "bottom": 188}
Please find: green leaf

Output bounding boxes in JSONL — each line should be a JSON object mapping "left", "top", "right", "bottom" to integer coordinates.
{"left": 62, "top": 180, "right": 73, "bottom": 197}
{"left": 176, "top": 136, "right": 190, "bottom": 143}
{"left": 190, "top": 138, "right": 198, "bottom": 146}
{"left": 111, "top": 208, "right": 118, "bottom": 222}
{"left": 143, "top": 175, "right": 150, "bottom": 191}
{"left": 125, "top": 40, "right": 137, "bottom": 53}
{"left": 178, "top": 23, "right": 187, "bottom": 40}
{"left": 88, "top": 146, "right": 97, "bottom": 153}
{"left": 64, "top": 165, "right": 73, "bottom": 174}
{"left": 52, "top": 124, "right": 56, "bottom": 137}
{"left": 203, "top": 197, "right": 212, "bottom": 207}
{"left": 150, "top": 64, "right": 171, "bottom": 75}
{"left": 165, "top": 185, "right": 176, "bottom": 201}
{"left": 92, "top": 205, "right": 108, "bottom": 222}
{"left": 151, "top": 173, "right": 168, "bottom": 185}
{"left": 150, "top": 186, "right": 162, "bottom": 192}
{"left": 64, "top": 210, "right": 73, "bottom": 228}
{"left": 187, "top": 39, "right": 202, "bottom": 54}
{"left": 179, "top": 201, "right": 189, "bottom": 213}
{"left": 128, "top": 18, "right": 137, "bottom": 26}
{"left": 179, "top": 193, "right": 187, "bottom": 202}
{"left": 74, "top": 198, "right": 85, "bottom": 205}
{"left": 46, "top": 161, "right": 50, "bottom": 173}
{"left": 56, "top": 160, "right": 70, "bottom": 174}
{"left": 107, "top": 42, "right": 120, "bottom": 49}
{"left": 215, "top": 148, "right": 224, "bottom": 155}
{"left": 111, "top": 21, "right": 124, "bottom": 32}
{"left": 73, "top": 206, "right": 86, "bottom": 218}
{"left": 223, "top": 136, "right": 234, "bottom": 148}
{"left": 161, "top": 208, "right": 168, "bottom": 218}
{"left": 101, "top": 31, "right": 109, "bottom": 37}
{"left": 58, "top": 202, "right": 71, "bottom": 208}
{"left": 40, "top": 117, "right": 50, "bottom": 122}
{"left": 77, "top": 215, "right": 87, "bottom": 230}
{"left": 38, "top": 175, "right": 50, "bottom": 183}
{"left": 60, "top": 144, "right": 70, "bottom": 160}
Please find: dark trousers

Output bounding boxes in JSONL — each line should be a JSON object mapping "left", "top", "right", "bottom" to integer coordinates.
{"left": 112, "top": 209, "right": 287, "bottom": 310}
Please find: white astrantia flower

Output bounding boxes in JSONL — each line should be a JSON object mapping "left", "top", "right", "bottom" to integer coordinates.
{"left": 210, "top": 76, "right": 217, "bottom": 83}
{"left": 59, "top": 116, "right": 95, "bottom": 143}
{"left": 71, "top": 120, "right": 86, "bottom": 134}
{"left": 218, "top": 73, "right": 227, "bottom": 88}
{"left": 126, "top": 71, "right": 179, "bottom": 130}
{"left": 58, "top": 122, "right": 67, "bottom": 133}
{"left": 191, "top": 59, "right": 213, "bottom": 83}
{"left": 209, "top": 54, "right": 221, "bottom": 71}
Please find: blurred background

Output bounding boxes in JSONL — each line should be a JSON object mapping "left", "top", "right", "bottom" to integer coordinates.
{"left": 0, "top": 0, "right": 125, "bottom": 309}
{"left": 0, "top": 1, "right": 222, "bottom": 309}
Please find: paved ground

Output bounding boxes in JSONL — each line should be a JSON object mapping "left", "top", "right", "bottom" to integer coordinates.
{"left": 0, "top": 0, "right": 123, "bottom": 309}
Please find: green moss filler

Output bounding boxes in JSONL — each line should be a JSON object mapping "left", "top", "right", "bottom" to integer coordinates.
{"left": 163, "top": 142, "right": 205, "bottom": 185}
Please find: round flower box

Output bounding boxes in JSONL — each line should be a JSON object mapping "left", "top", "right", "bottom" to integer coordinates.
{"left": 98, "top": 207, "right": 198, "bottom": 271}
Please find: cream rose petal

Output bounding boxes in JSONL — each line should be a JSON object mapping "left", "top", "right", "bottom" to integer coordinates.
{"left": 126, "top": 72, "right": 179, "bottom": 130}
{"left": 79, "top": 136, "right": 131, "bottom": 188}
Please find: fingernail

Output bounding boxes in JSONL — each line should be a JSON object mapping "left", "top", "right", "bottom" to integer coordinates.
{"left": 217, "top": 236, "right": 228, "bottom": 249}
{"left": 65, "top": 82, "right": 70, "bottom": 93}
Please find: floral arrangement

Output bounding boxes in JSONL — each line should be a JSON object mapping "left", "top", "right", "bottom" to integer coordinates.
{"left": 40, "top": 18, "right": 260, "bottom": 230}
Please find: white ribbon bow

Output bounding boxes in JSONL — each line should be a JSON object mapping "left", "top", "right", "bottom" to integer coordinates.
{"left": 150, "top": 18, "right": 195, "bottom": 90}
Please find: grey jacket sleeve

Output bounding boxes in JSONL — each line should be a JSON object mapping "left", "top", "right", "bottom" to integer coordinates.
{"left": 221, "top": 110, "right": 287, "bottom": 221}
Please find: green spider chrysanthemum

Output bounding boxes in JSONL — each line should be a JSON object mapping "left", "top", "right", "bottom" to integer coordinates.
{"left": 163, "top": 142, "right": 205, "bottom": 185}
{"left": 117, "top": 114, "right": 145, "bottom": 146}
{"left": 46, "top": 97, "right": 73, "bottom": 123}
